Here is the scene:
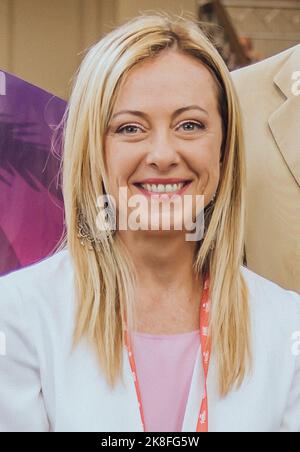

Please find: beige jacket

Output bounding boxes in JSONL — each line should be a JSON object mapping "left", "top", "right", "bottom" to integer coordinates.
{"left": 232, "top": 45, "right": 300, "bottom": 293}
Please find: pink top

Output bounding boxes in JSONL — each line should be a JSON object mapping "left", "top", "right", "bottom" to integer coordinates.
{"left": 131, "top": 329, "right": 201, "bottom": 432}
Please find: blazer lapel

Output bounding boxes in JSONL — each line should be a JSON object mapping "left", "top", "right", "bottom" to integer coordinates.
{"left": 268, "top": 46, "right": 300, "bottom": 187}
{"left": 181, "top": 344, "right": 204, "bottom": 432}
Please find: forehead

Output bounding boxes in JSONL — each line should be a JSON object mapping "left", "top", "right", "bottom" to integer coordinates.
{"left": 113, "top": 50, "right": 219, "bottom": 112}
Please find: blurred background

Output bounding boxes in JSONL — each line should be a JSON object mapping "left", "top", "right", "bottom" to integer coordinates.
{"left": 1, "top": 0, "right": 300, "bottom": 275}
{"left": 1, "top": 0, "right": 300, "bottom": 100}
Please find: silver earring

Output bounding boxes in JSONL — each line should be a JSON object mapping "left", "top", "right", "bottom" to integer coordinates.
{"left": 77, "top": 213, "right": 97, "bottom": 249}
{"left": 205, "top": 192, "right": 217, "bottom": 210}
{"left": 77, "top": 212, "right": 115, "bottom": 249}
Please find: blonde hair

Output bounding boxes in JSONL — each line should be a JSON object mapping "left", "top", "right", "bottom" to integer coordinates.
{"left": 61, "top": 11, "right": 251, "bottom": 397}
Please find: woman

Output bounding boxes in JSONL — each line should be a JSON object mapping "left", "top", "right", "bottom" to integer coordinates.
{"left": 0, "top": 13, "right": 299, "bottom": 433}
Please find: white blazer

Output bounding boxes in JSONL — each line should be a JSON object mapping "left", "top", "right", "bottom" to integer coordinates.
{"left": 0, "top": 250, "right": 299, "bottom": 432}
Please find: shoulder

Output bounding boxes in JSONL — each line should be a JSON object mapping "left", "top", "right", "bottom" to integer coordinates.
{"left": 0, "top": 248, "right": 71, "bottom": 286}
{"left": 241, "top": 265, "right": 300, "bottom": 330}
{"left": 231, "top": 44, "right": 300, "bottom": 95}
{"left": 231, "top": 44, "right": 300, "bottom": 81}
{"left": 0, "top": 249, "right": 75, "bottom": 327}
{"left": 0, "top": 249, "right": 72, "bottom": 293}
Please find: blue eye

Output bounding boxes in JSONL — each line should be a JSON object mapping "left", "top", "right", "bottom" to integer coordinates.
{"left": 178, "top": 121, "right": 205, "bottom": 131}
{"left": 115, "top": 121, "right": 205, "bottom": 135}
{"left": 116, "top": 125, "right": 141, "bottom": 135}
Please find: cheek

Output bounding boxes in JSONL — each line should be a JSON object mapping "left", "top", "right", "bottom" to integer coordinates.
{"left": 105, "top": 143, "right": 140, "bottom": 188}
{"left": 103, "top": 143, "right": 121, "bottom": 199}
{"left": 189, "top": 135, "right": 221, "bottom": 172}
{"left": 105, "top": 140, "right": 125, "bottom": 180}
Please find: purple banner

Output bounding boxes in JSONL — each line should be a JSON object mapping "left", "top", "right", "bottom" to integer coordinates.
{"left": 0, "top": 70, "right": 66, "bottom": 276}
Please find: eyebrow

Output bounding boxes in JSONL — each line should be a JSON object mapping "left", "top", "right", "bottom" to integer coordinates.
{"left": 111, "top": 105, "right": 208, "bottom": 121}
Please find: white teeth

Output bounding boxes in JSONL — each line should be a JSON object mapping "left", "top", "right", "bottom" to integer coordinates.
{"left": 140, "top": 183, "right": 185, "bottom": 193}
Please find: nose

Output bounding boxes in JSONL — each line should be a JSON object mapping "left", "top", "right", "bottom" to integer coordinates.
{"left": 145, "top": 131, "right": 180, "bottom": 171}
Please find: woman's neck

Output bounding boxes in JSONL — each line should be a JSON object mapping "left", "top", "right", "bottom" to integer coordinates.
{"left": 120, "top": 229, "right": 199, "bottom": 286}
{"left": 119, "top": 230, "right": 203, "bottom": 334}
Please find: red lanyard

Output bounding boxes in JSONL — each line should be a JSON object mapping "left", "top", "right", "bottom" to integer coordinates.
{"left": 124, "top": 275, "right": 212, "bottom": 432}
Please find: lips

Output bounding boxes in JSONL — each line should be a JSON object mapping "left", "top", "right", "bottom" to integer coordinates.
{"left": 134, "top": 178, "right": 191, "bottom": 185}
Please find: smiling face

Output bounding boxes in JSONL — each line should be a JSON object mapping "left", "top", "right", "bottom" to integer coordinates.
{"left": 104, "top": 49, "right": 223, "bottom": 236}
